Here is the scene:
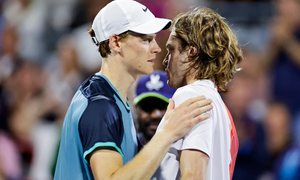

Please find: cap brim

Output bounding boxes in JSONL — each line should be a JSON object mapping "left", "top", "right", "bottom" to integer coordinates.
{"left": 133, "top": 92, "right": 169, "bottom": 105}
{"left": 130, "top": 18, "right": 172, "bottom": 34}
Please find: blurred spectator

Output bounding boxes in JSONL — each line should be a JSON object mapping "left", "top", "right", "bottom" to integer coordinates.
{"left": 70, "top": 0, "right": 112, "bottom": 76}
{"left": 223, "top": 49, "right": 269, "bottom": 180}
{"left": 0, "top": 3, "right": 36, "bottom": 178}
{"left": 5, "top": 61, "right": 46, "bottom": 178}
{"left": 133, "top": 71, "right": 176, "bottom": 145}
{"left": 0, "top": 0, "right": 5, "bottom": 51}
{"left": 0, "top": 26, "right": 22, "bottom": 84}
{"left": 260, "top": 0, "right": 300, "bottom": 121}
{"left": 3, "top": 0, "right": 47, "bottom": 63}
{"left": 0, "top": 131, "right": 22, "bottom": 180}
{"left": 260, "top": 101, "right": 300, "bottom": 180}
{"left": 29, "top": 35, "right": 84, "bottom": 180}
{"left": 45, "top": 35, "right": 84, "bottom": 115}
{"left": 0, "top": 26, "right": 23, "bottom": 135}
{"left": 224, "top": 73, "right": 268, "bottom": 180}
{"left": 0, "top": 26, "right": 23, "bottom": 179}
{"left": 45, "top": 0, "right": 80, "bottom": 33}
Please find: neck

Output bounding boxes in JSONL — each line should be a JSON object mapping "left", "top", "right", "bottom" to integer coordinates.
{"left": 100, "top": 57, "right": 136, "bottom": 103}
{"left": 185, "top": 69, "right": 198, "bottom": 85}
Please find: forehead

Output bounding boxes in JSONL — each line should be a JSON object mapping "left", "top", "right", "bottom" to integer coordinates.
{"left": 166, "top": 30, "right": 180, "bottom": 47}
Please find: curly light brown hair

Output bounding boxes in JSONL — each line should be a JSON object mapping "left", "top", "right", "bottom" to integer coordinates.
{"left": 172, "top": 7, "right": 243, "bottom": 92}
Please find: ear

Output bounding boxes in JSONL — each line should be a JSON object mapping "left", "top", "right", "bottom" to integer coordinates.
{"left": 188, "top": 46, "right": 198, "bottom": 57}
{"left": 109, "top": 34, "right": 121, "bottom": 53}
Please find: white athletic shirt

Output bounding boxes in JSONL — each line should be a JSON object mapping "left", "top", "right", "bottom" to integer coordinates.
{"left": 153, "top": 80, "right": 238, "bottom": 180}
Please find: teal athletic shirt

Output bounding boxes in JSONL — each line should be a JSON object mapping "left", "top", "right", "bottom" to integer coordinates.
{"left": 54, "top": 74, "right": 138, "bottom": 180}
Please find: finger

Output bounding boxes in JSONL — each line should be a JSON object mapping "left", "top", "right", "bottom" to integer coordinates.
{"left": 192, "top": 113, "right": 211, "bottom": 125}
{"left": 186, "top": 98, "right": 212, "bottom": 113}
{"left": 178, "top": 96, "right": 207, "bottom": 108}
{"left": 190, "top": 104, "right": 213, "bottom": 118}
{"left": 196, "top": 98, "right": 213, "bottom": 108}
{"left": 165, "top": 98, "right": 175, "bottom": 114}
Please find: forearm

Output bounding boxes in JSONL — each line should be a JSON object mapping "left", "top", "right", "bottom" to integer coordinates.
{"left": 108, "top": 132, "right": 172, "bottom": 180}
{"left": 92, "top": 96, "right": 213, "bottom": 180}
{"left": 259, "top": 40, "right": 281, "bottom": 73}
{"left": 283, "top": 36, "right": 300, "bottom": 68}
{"left": 113, "top": 97, "right": 212, "bottom": 180}
{"left": 180, "top": 150, "right": 209, "bottom": 180}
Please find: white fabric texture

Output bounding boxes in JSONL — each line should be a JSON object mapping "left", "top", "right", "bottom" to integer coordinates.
{"left": 155, "top": 80, "right": 232, "bottom": 180}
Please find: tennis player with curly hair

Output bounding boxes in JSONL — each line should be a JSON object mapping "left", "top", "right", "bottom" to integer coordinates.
{"left": 155, "top": 7, "right": 243, "bottom": 180}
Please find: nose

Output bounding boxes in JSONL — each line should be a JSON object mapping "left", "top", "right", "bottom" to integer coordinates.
{"left": 162, "top": 54, "right": 169, "bottom": 66}
{"left": 152, "top": 40, "right": 161, "bottom": 54}
{"left": 150, "top": 109, "right": 164, "bottom": 119}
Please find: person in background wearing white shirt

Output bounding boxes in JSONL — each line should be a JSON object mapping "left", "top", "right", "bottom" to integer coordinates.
{"left": 155, "top": 7, "right": 243, "bottom": 180}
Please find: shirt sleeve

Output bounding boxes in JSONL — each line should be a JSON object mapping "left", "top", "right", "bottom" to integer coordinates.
{"left": 79, "top": 98, "right": 124, "bottom": 164}
{"left": 171, "top": 87, "right": 213, "bottom": 157}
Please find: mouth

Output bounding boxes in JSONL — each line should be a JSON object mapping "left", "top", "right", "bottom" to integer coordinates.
{"left": 146, "top": 121, "right": 160, "bottom": 132}
{"left": 147, "top": 59, "right": 154, "bottom": 65}
{"left": 149, "top": 124, "right": 158, "bottom": 131}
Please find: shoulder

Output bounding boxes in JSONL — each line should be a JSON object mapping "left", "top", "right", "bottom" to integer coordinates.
{"left": 80, "top": 74, "right": 116, "bottom": 100}
{"left": 172, "top": 81, "right": 213, "bottom": 107}
{"left": 79, "top": 95, "right": 122, "bottom": 132}
{"left": 84, "top": 95, "right": 121, "bottom": 119}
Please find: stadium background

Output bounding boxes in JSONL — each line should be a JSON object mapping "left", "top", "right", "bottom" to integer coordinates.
{"left": 0, "top": 0, "right": 300, "bottom": 179}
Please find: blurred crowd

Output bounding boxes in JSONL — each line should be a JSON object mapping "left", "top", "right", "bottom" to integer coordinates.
{"left": 0, "top": 0, "right": 300, "bottom": 180}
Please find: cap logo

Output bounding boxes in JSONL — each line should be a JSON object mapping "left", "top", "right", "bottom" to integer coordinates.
{"left": 142, "top": 7, "right": 148, "bottom": 12}
{"left": 146, "top": 74, "right": 164, "bottom": 91}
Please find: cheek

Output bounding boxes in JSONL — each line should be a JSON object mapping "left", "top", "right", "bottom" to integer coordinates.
{"left": 125, "top": 42, "right": 147, "bottom": 57}
{"left": 168, "top": 54, "right": 178, "bottom": 67}
{"left": 169, "top": 56, "right": 182, "bottom": 71}
{"left": 138, "top": 111, "right": 150, "bottom": 120}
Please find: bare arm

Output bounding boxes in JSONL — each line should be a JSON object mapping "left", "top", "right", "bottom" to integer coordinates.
{"left": 282, "top": 36, "right": 300, "bottom": 68}
{"left": 260, "top": 16, "right": 300, "bottom": 72}
{"left": 259, "top": 40, "right": 281, "bottom": 73}
{"left": 179, "top": 149, "right": 209, "bottom": 180}
{"left": 90, "top": 96, "right": 213, "bottom": 180}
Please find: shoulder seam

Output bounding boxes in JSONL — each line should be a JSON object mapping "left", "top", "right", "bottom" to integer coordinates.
{"left": 89, "top": 94, "right": 111, "bottom": 102}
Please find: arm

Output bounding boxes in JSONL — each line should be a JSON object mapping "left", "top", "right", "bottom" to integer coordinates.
{"left": 91, "top": 130, "right": 174, "bottom": 180}
{"left": 282, "top": 35, "right": 300, "bottom": 68}
{"left": 260, "top": 17, "right": 300, "bottom": 72}
{"left": 179, "top": 149, "right": 209, "bottom": 180}
{"left": 170, "top": 88, "right": 213, "bottom": 180}
{"left": 90, "top": 96, "right": 213, "bottom": 180}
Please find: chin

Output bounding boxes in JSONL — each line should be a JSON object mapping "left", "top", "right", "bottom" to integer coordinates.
{"left": 144, "top": 68, "right": 155, "bottom": 75}
{"left": 170, "top": 82, "right": 181, "bottom": 89}
{"left": 167, "top": 79, "right": 176, "bottom": 89}
{"left": 167, "top": 81, "right": 173, "bottom": 88}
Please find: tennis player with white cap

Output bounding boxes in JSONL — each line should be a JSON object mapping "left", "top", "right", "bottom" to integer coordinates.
{"left": 54, "top": 1, "right": 213, "bottom": 180}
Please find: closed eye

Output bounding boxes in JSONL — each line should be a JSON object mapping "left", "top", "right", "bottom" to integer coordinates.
{"left": 166, "top": 44, "right": 174, "bottom": 52}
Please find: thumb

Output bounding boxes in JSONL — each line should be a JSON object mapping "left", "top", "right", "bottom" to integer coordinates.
{"left": 166, "top": 99, "right": 175, "bottom": 114}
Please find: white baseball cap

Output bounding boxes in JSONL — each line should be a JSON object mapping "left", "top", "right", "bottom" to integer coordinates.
{"left": 91, "top": 0, "right": 172, "bottom": 43}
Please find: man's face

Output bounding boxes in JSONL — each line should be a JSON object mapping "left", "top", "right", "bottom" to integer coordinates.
{"left": 136, "top": 97, "right": 168, "bottom": 141}
{"left": 163, "top": 30, "right": 190, "bottom": 89}
{"left": 120, "top": 33, "right": 162, "bottom": 76}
